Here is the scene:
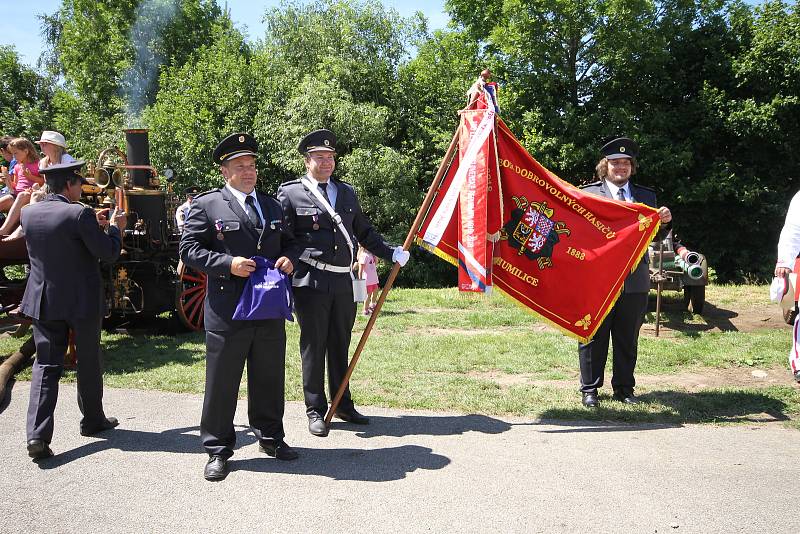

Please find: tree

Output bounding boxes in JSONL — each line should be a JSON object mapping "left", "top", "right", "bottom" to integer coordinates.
{"left": 144, "top": 20, "right": 256, "bottom": 191}
{"left": 444, "top": 0, "right": 795, "bottom": 281}
{"left": 40, "top": 0, "right": 225, "bottom": 152}
{"left": 0, "top": 47, "right": 55, "bottom": 139}
{"left": 688, "top": 0, "right": 800, "bottom": 279}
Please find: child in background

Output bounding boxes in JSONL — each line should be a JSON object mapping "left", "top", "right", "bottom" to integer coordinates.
{"left": 0, "top": 138, "right": 42, "bottom": 235}
{"left": 357, "top": 245, "right": 380, "bottom": 316}
{"left": 36, "top": 130, "right": 76, "bottom": 169}
{"left": 9, "top": 138, "right": 41, "bottom": 192}
{"left": 0, "top": 136, "right": 16, "bottom": 198}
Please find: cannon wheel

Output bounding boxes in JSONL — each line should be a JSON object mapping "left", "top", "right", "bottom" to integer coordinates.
{"left": 683, "top": 285, "right": 705, "bottom": 315}
{"left": 175, "top": 260, "right": 206, "bottom": 331}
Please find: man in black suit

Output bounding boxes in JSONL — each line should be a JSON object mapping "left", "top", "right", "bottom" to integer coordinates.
{"left": 21, "top": 161, "right": 127, "bottom": 460}
{"left": 277, "top": 129, "right": 409, "bottom": 437}
{"left": 179, "top": 133, "right": 300, "bottom": 481}
{"left": 577, "top": 137, "right": 672, "bottom": 407}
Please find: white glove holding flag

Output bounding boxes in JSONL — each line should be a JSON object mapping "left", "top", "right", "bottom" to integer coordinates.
{"left": 392, "top": 246, "right": 410, "bottom": 267}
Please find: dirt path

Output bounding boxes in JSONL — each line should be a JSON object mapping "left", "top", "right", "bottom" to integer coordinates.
{"left": 639, "top": 292, "right": 788, "bottom": 337}
{"left": 468, "top": 365, "right": 799, "bottom": 391}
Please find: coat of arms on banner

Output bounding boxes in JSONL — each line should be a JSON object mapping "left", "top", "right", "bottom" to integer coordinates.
{"left": 501, "top": 196, "right": 571, "bottom": 269}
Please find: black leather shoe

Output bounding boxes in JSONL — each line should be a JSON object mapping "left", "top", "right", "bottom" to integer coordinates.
{"left": 308, "top": 414, "right": 329, "bottom": 437}
{"left": 259, "top": 439, "right": 299, "bottom": 461}
{"left": 335, "top": 408, "right": 370, "bottom": 425}
{"left": 613, "top": 390, "right": 640, "bottom": 404}
{"left": 204, "top": 455, "right": 229, "bottom": 481}
{"left": 581, "top": 392, "right": 598, "bottom": 408}
{"left": 27, "top": 439, "right": 53, "bottom": 460}
{"left": 80, "top": 416, "right": 119, "bottom": 436}
{"left": 794, "top": 370, "right": 800, "bottom": 383}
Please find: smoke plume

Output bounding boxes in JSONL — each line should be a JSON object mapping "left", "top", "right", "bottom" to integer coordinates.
{"left": 122, "top": 0, "right": 180, "bottom": 127}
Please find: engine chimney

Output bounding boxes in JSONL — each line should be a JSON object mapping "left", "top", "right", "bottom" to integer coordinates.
{"left": 124, "top": 129, "right": 151, "bottom": 187}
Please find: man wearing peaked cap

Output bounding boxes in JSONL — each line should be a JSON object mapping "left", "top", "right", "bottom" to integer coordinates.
{"left": 20, "top": 160, "right": 127, "bottom": 460}
{"left": 576, "top": 136, "right": 673, "bottom": 408}
{"left": 600, "top": 137, "right": 639, "bottom": 160}
{"left": 180, "top": 132, "right": 301, "bottom": 481}
{"left": 277, "top": 128, "right": 410, "bottom": 437}
{"left": 38, "top": 160, "right": 87, "bottom": 184}
{"left": 212, "top": 132, "right": 259, "bottom": 165}
{"left": 175, "top": 185, "right": 201, "bottom": 233}
{"left": 297, "top": 129, "right": 336, "bottom": 154}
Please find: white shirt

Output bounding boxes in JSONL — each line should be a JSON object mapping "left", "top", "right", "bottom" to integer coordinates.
{"left": 307, "top": 174, "right": 337, "bottom": 208}
{"left": 225, "top": 184, "right": 264, "bottom": 225}
{"left": 175, "top": 199, "right": 191, "bottom": 231}
{"left": 604, "top": 180, "right": 632, "bottom": 202}
{"left": 777, "top": 190, "right": 800, "bottom": 269}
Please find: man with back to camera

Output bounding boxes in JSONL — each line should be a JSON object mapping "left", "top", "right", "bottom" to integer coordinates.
{"left": 21, "top": 161, "right": 127, "bottom": 460}
{"left": 577, "top": 137, "right": 672, "bottom": 408}
{"left": 179, "top": 132, "right": 300, "bottom": 481}
{"left": 277, "top": 129, "right": 410, "bottom": 437}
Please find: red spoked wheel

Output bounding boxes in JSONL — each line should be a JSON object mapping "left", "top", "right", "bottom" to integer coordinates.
{"left": 176, "top": 260, "right": 206, "bottom": 331}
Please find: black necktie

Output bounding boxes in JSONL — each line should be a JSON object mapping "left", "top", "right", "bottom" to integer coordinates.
{"left": 617, "top": 189, "right": 626, "bottom": 202}
{"left": 319, "top": 182, "right": 332, "bottom": 206}
{"left": 244, "top": 195, "right": 262, "bottom": 228}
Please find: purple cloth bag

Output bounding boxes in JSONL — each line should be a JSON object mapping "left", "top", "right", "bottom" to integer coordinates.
{"left": 232, "top": 256, "right": 294, "bottom": 321}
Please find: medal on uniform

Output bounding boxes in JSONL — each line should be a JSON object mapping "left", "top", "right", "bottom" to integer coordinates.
{"left": 214, "top": 219, "right": 224, "bottom": 240}
{"left": 312, "top": 214, "right": 319, "bottom": 231}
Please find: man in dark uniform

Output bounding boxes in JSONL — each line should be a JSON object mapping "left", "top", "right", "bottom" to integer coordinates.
{"left": 577, "top": 137, "right": 672, "bottom": 407}
{"left": 21, "top": 161, "right": 127, "bottom": 459}
{"left": 277, "top": 129, "right": 409, "bottom": 437}
{"left": 179, "top": 133, "right": 300, "bottom": 481}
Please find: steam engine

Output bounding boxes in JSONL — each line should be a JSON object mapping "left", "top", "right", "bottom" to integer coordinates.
{"left": 82, "top": 129, "right": 200, "bottom": 329}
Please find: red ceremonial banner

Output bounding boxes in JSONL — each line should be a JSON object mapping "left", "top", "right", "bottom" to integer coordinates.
{"left": 416, "top": 95, "right": 660, "bottom": 342}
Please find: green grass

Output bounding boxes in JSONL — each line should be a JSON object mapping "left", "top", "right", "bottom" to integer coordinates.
{"left": 3, "top": 285, "right": 799, "bottom": 428}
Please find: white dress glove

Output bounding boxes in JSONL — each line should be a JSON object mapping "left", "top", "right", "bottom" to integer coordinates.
{"left": 392, "top": 246, "right": 410, "bottom": 267}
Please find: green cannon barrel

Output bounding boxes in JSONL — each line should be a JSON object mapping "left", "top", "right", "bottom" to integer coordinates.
{"left": 675, "top": 256, "right": 704, "bottom": 280}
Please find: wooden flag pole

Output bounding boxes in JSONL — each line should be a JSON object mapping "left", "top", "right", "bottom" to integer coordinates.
{"left": 325, "top": 129, "right": 461, "bottom": 425}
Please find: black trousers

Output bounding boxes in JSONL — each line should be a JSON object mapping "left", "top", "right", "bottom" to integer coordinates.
{"left": 27, "top": 316, "right": 106, "bottom": 443}
{"left": 293, "top": 286, "right": 357, "bottom": 417}
{"left": 201, "top": 322, "right": 286, "bottom": 459}
{"left": 578, "top": 292, "right": 648, "bottom": 393}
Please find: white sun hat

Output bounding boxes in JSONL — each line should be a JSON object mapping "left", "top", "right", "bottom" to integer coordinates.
{"left": 35, "top": 130, "right": 67, "bottom": 148}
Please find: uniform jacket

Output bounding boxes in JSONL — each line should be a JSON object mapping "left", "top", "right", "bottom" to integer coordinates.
{"left": 179, "top": 186, "right": 299, "bottom": 332}
{"left": 579, "top": 180, "right": 661, "bottom": 294}
{"left": 20, "top": 194, "right": 122, "bottom": 320}
{"left": 277, "top": 176, "right": 394, "bottom": 293}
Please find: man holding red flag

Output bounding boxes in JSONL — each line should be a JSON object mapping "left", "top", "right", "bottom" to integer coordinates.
{"left": 417, "top": 85, "right": 664, "bottom": 343}
{"left": 577, "top": 137, "right": 672, "bottom": 408}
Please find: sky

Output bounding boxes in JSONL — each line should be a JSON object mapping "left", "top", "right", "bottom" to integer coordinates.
{"left": 1, "top": 0, "right": 450, "bottom": 69}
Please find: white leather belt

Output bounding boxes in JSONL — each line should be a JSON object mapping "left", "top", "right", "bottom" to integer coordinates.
{"left": 300, "top": 255, "right": 352, "bottom": 274}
